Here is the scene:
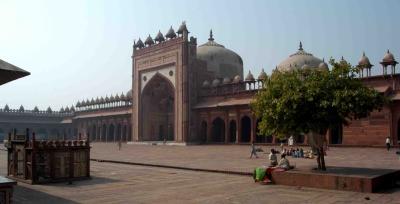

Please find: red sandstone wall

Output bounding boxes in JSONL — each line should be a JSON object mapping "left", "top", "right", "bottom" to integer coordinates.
{"left": 343, "top": 107, "right": 391, "bottom": 146}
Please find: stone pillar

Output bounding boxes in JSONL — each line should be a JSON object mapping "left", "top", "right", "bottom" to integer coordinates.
{"left": 207, "top": 115, "right": 212, "bottom": 143}
{"left": 224, "top": 112, "right": 229, "bottom": 143}
{"left": 105, "top": 124, "right": 109, "bottom": 143}
{"left": 236, "top": 111, "right": 241, "bottom": 144}
{"left": 113, "top": 123, "right": 117, "bottom": 142}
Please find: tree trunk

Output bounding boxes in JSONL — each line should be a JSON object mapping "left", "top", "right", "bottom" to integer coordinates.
{"left": 307, "top": 131, "right": 327, "bottom": 171}
{"left": 319, "top": 147, "right": 326, "bottom": 171}
{"left": 316, "top": 151, "right": 321, "bottom": 170}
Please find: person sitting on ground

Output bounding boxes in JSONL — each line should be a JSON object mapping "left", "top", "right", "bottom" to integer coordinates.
{"left": 277, "top": 154, "right": 291, "bottom": 170}
{"left": 269, "top": 149, "right": 278, "bottom": 167}
{"left": 299, "top": 148, "right": 304, "bottom": 158}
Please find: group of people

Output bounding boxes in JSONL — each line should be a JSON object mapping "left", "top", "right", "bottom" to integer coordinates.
{"left": 281, "top": 148, "right": 304, "bottom": 158}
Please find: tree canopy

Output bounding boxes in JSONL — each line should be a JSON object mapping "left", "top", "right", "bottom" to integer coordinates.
{"left": 252, "top": 59, "right": 388, "bottom": 139}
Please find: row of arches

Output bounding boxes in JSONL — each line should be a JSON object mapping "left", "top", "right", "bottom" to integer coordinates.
{"left": 200, "top": 116, "right": 275, "bottom": 143}
{"left": 87, "top": 123, "right": 131, "bottom": 142}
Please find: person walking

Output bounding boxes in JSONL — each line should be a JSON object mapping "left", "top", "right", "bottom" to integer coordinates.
{"left": 386, "top": 136, "right": 391, "bottom": 151}
{"left": 250, "top": 143, "right": 259, "bottom": 158}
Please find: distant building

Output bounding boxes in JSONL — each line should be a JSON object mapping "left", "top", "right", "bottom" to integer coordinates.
{"left": 1, "top": 22, "right": 399, "bottom": 146}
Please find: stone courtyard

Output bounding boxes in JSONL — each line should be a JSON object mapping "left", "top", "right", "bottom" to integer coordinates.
{"left": 1, "top": 144, "right": 400, "bottom": 203}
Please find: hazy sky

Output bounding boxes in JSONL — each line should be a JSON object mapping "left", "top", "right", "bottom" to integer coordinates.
{"left": 0, "top": 0, "right": 399, "bottom": 110}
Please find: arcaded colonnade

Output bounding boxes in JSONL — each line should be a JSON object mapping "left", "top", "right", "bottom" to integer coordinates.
{"left": 75, "top": 116, "right": 132, "bottom": 142}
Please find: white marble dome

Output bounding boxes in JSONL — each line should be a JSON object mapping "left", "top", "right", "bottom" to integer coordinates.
{"left": 197, "top": 30, "right": 243, "bottom": 79}
{"left": 277, "top": 42, "right": 324, "bottom": 72}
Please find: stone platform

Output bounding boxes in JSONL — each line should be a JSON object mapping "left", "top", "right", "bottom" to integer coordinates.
{"left": 272, "top": 166, "right": 400, "bottom": 193}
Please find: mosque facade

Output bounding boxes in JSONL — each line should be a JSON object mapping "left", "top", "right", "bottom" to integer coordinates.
{"left": 1, "top": 22, "right": 399, "bottom": 147}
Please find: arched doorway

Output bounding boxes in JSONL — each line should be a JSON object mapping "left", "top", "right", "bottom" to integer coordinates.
{"left": 117, "top": 124, "right": 122, "bottom": 141}
{"left": 108, "top": 124, "right": 115, "bottom": 142}
{"left": 101, "top": 124, "right": 107, "bottom": 142}
{"left": 397, "top": 118, "right": 400, "bottom": 143}
{"left": 0, "top": 129, "right": 4, "bottom": 143}
{"left": 91, "top": 125, "right": 97, "bottom": 142}
{"left": 141, "top": 74, "right": 175, "bottom": 141}
{"left": 200, "top": 121, "right": 207, "bottom": 143}
{"left": 241, "top": 116, "right": 251, "bottom": 143}
{"left": 122, "top": 125, "right": 127, "bottom": 142}
{"left": 211, "top": 117, "right": 225, "bottom": 142}
{"left": 229, "top": 120, "right": 237, "bottom": 143}
{"left": 330, "top": 124, "right": 343, "bottom": 144}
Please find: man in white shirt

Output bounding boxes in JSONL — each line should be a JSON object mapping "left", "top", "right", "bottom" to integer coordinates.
{"left": 386, "top": 137, "right": 391, "bottom": 151}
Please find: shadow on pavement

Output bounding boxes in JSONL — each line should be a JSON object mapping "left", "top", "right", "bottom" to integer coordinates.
{"left": 14, "top": 185, "right": 78, "bottom": 204}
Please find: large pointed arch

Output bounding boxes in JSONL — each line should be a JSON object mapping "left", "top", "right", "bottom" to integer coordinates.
{"left": 140, "top": 73, "right": 175, "bottom": 141}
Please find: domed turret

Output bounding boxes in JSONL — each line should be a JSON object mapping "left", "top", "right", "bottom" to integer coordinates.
{"left": 115, "top": 94, "right": 120, "bottom": 101}
{"left": 340, "top": 56, "right": 348, "bottom": 65}
{"left": 197, "top": 30, "right": 243, "bottom": 79}
{"left": 154, "top": 30, "right": 165, "bottom": 43}
{"left": 318, "top": 58, "right": 329, "bottom": 70}
{"left": 3, "top": 104, "right": 9, "bottom": 111}
{"left": 165, "top": 26, "right": 177, "bottom": 39}
{"left": 277, "top": 42, "right": 324, "bottom": 72}
{"left": 76, "top": 101, "right": 81, "bottom": 107}
{"left": 301, "top": 63, "right": 311, "bottom": 70}
{"left": 202, "top": 80, "right": 210, "bottom": 87}
{"left": 33, "top": 106, "right": 39, "bottom": 112}
{"left": 70, "top": 106, "right": 75, "bottom": 112}
{"left": 136, "top": 38, "right": 144, "bottom": 49}
{"left": 90, "top": 98, "right": 95, "bottom": 105}
{"left": 258, "top": 69, "right": 267, "bottom": 80}
{"left": 100, "top": 97, "right": 105, "bottom": 103}
{"left": 65, "top": 106, "right": 70, "bottom": 112}
{"left": 120, "top": 92, "right": 126, "bottom": 101}
{"left": 245, "top": 71, "right": 255, "bottom": 81}
{"left": 233, "top": 75, "right": 241, "bottom": 83}
{"left": 46, "top": 107, "right": 52, "bottom": 113}
{"left": 59, "top": 107, "right": 64, "bottom": 113}
{"left": 177, "top": 21, "right": 189, "bottom": 34}
{"left": 212, "top": 78, "right": 220, "bottom": 87}
{"left": 110, "top": 95, "right": 115, "bottom": 102}
{"left": 19, "top": 105, "right": 24, "bottom": 112}
{"left": 358, "top": 52, "right": 373, "bottom": 68}
{"left": 223, "top": 77, "right": 231, "bottom": 84}
{"left": 105, "top": 96, "right": 110, "bottom": 103}
{"left": 382, "top": 50, "right": 395, "bottom": 62}
{"left": 95, "top": 97, "right": 99, "bottom": 104}
{"left": 145, "top": 34, "right": 154, "bottom": 46}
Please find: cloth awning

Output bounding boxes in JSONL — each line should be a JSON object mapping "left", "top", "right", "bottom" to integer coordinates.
{"left": 0, "top": 59, "right": 30, "bottom": 85}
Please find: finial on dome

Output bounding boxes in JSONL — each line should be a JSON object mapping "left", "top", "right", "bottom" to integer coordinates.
{"left": 363, "top": 51, "right": 366, "bottom": 56}
{"left": 299, "top": 41, "right": 303, "bottom": 51}
{"left": 209, "top": 29, "right": 214, "bottom": 41}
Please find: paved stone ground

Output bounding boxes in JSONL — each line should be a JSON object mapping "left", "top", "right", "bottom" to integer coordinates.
{"left": 0, "top": 144, "right": 400, "bottom": 203}
{"left": 91, "top": 143, "right": 400, "bottom": 173}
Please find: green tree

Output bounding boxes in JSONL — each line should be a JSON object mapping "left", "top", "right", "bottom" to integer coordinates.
{"left": 252, "top": 59, "right": 387, "bottom": 170}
